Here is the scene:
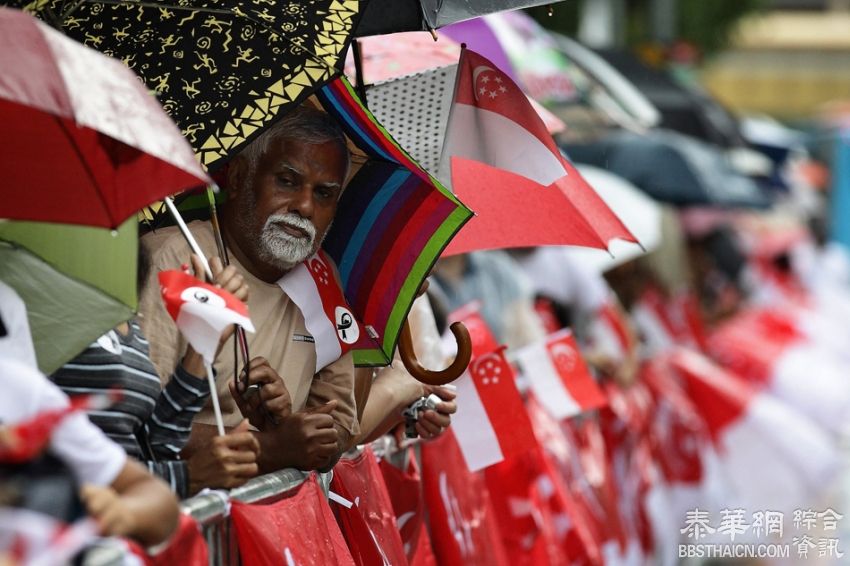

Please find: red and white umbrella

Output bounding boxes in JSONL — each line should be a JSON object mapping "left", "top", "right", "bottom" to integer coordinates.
{"left": 0, "top": 8, "right": 210, "bottom": 228}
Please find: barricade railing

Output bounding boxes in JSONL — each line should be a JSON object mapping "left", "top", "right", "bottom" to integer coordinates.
{"left": 80, "top": 468, "right": 333, "bottom": 566}
{"left": 79, "top": 436, "right": 418, "bottom": 565}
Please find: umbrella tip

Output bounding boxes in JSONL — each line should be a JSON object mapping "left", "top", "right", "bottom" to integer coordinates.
{"left": 430, "top": 29, "right": 438, "bottom": 41}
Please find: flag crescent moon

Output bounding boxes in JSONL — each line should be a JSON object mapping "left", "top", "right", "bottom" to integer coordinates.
{"left": 471, "top": 65, "right": 496, "bottom": 101}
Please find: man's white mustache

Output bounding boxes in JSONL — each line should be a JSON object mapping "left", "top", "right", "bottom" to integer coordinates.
{"left": 266, "top": 213, "right": 316, "bottom": 241}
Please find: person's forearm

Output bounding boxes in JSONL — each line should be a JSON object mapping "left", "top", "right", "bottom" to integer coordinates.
{"left": 121, "top": 482, "right": 180, "bottom": 546}
{"left": 355, "top": 411, "right": 404, "bottom": 447}
{"left": 352, "top": 370, "right": 419, "bottom": 447}
{"left": 111, "top": 461, "right": 179, "bottom": 547}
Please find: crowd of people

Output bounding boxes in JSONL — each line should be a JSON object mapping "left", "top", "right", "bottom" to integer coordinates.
{"left": 3, "top": 14, "right": 850, "bottom": 566}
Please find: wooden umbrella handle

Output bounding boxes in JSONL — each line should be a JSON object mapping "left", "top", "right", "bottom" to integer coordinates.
{"left": 398, "top": 320, "right": 472, "bottom": 386}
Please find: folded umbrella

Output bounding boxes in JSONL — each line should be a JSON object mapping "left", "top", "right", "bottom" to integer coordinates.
{"left": 0, "top": 7, "right": 210, "bottom": 228}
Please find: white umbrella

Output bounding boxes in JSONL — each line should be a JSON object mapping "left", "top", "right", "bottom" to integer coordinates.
{"left": 567, "top": 165, "right": 662, "bottom": 273}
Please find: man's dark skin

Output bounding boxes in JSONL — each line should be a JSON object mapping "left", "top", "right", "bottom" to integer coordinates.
{"left": 181, "top": 135, "right": 350, "bottom": 476}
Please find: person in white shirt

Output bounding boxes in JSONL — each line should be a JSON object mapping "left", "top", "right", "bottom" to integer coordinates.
{"left": 0, "top": 358, "right": 179, "bottom": 546}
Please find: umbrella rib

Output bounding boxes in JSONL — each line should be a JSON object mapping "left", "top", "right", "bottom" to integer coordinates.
{"left": 72, "top": 0, "right": 339, "bottom": 74}
{"left": 54, "top": 117, "right": 114, "bottom": 226}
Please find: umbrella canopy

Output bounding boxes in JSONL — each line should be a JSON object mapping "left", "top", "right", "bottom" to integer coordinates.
{"left": 595, "top": 49, "right": 744, "bottom": 148}
{"left": 0, "top": 220, "right": 137, "bottom": 374}
{"left": 550, "top": 33, "right": 660, "bottom": 129}
{"left": 317, "top": 77, "right": 472, "bottom": 365}
{"left": 0, "top": 7, "right": 210, "bottom": 228}
{"left": 441, "top": 13, "right": 648, "bottom": 134}
{"left": 9, "top": 0, "right": 367, "bottom": 171}
{"left": 345, "top": 31, "right": 565, "bottom": 139}
{"left": 563, "top": 165, "right": 662, "bottom": 273}
{"left": 562, "top": 130, "right": 772, "bottom": 208}
{"left": 355, "top": 0, "right": 565, "bottom": 36}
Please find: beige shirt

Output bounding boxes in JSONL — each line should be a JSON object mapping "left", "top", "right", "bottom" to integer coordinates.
{"left": 138, "top": 221, "right": 358, "bottom": 436}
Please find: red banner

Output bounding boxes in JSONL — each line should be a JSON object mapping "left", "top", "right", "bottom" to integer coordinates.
{"left": 231, "top": 475, "right": 354, "bottom": 566}
{"left": 378, "top": 449, "right": 438, "bottom": 566}
{"left": 420, "top": 431, "right": 510, "bottom": 566}
{"left": 148, "top": 514, "right": 208, "bottom": 566}
{"left": 331, "top": 448, "right": 408, "bottom": 566}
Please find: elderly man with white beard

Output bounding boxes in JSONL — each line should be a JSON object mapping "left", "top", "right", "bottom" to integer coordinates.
{"left": 139, "top": 105, "right": 359, "bottom": 483}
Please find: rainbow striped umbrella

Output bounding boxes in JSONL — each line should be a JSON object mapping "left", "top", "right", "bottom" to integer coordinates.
{"left": 316, "top": 77, "right": 472, "bottom": 365}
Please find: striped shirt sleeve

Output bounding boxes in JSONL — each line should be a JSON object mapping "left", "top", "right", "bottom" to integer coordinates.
{"left": 145, "top": 364, "right": 210, "bottom": 461}
{"left": 146, "top": 460, "right": 190, "bottom": 499}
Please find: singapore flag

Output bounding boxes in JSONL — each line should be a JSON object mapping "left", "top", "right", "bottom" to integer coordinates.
{"left": 514, "top": 329, "right": 607, "bottom": 420}
{"left": 438, "top": 48, "right": 635, "bottom": 255}
{"left": 451, "top": 346, "right": 536, "bottom": 472}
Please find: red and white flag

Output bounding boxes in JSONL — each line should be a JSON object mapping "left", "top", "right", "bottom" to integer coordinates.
{"left": 277, "top": 250, "right": 364, "bottom": 372}
{"left": 421, "top": 432, "right": 511, "bottom": 566}
{"left": 515, "top": 329, "right": 607, "bottom": 420}
{"left": 709, "top": 307, "right": 850, "bottom": 435}
{"left": 439, "top": 48, "right": 635, "bottom": 255}
{"left": 0, "top": 509, "right": 98, "bottom": 566}
{"left": 671, "top": 348, "right": 839, "bottom": 513}
{"left": 451, "top": 346, "right": 537, "bottom": 471}
{"left": 159, "top": 269, "right": 254, "bottom": 364}
{"left": 0, "top": 391, "right": 119, "bottom": 463}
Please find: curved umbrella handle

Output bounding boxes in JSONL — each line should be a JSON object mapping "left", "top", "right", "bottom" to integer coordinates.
{"left": 398, "top": 320, "right": 472, "bottom": 386}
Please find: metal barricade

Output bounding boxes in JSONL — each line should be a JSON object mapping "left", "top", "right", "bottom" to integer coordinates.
{"left": 81, "top": 468, "right": 332, "bottom": 566}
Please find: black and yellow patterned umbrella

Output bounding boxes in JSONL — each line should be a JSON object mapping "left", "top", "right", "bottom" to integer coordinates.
{"left": 12, "top": 0, "right": 366, "bottom": 171}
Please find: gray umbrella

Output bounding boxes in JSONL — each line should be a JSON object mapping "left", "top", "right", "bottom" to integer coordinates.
{"left": 561, "top": 129, "right": 772, "bottom": 208}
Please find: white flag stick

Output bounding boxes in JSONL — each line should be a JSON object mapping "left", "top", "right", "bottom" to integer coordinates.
{"left": 164, "top": 196, "right": 213, "bottom": 281}
{"left": 205, "top": 361, "right": 226, "bottom": 436}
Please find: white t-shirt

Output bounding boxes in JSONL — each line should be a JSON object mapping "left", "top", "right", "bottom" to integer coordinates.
{"left": 0, "top": 282, "right": 38, "bottom": 368}
{"left": 0, "top": 358, "right": 126, "bottom": 487}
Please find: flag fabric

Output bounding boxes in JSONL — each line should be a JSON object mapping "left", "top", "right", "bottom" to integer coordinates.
{"left": 447, "top": 304, "right": 500, "bottom": 354}
{"left": 125, "top": 513, "right": 209, "bottom": 566}
{"left": 330, "top": 448, "right": 409, "bottom": 566}
{"left": 709, "top": 307, "right": 850, "bottom": 434}
{"left": 231, "top": 475, "right": 355, "bottom": 566}
{"left": 438, "top": 48, "right": 635, "bottom": 256}
{"left": 315, "top": 77, "right": 472, "bottom": 367}
{"left": 514, "top": 329, "right": 607, "bottom": 420}
{"left": 0, "top": 391, "right": 119, "bottom": 463}
{"left": 526, "top": 397, "right": 604, "bottom": 566}
{"left": 671, "top": 348, "right": 839, "bottom": 514}
{"left": 420, "top": 431, "right": 511, "bottom": 566}
{"left": 277, "top": 250, "right": 365, "bottom": 373}
{"left": 587, "top": 300, "right": 635, "bottom": 366}
{"left": 451, "top": 345, "right": 537, "bottom": 471}
{"left": 159, "top": 269, "right": 254, "bottom": 364}
{"left": 0, "top": 509, "right": 98, "bottom": 566}
{"left": 378, "top": 449, "right": 438, "bottom": 566}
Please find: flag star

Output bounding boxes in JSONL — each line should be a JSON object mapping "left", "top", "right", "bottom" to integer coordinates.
{"left": 494, "top": 76, "right": 502, "bottom": 83}
{"left": 499, "top": 85, "right": 507, "bottom": 93}
{"left": 479, "top": 86, "right": 487, "bottom": 95}
{"left": 489, "top": 90, "right": 498, "bottom": 99}
{"left": 481, "top": 75, "right": 490, "bottom": 83}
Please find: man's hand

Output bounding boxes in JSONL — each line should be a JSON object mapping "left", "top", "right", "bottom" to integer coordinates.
{"left": 274, "top": 401, "right": 340, "bottom": 471}
{"left": 415, "top": 385, "right": 457, "bottom": 439}
{"left": 186, "top": 420, "right": 260, "bottom": 494}
{"left": 229, "top": 357, "right": 292, "bottom": 431}
{"left": 80, "top": 484, "right": 136, "bottom": 538}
